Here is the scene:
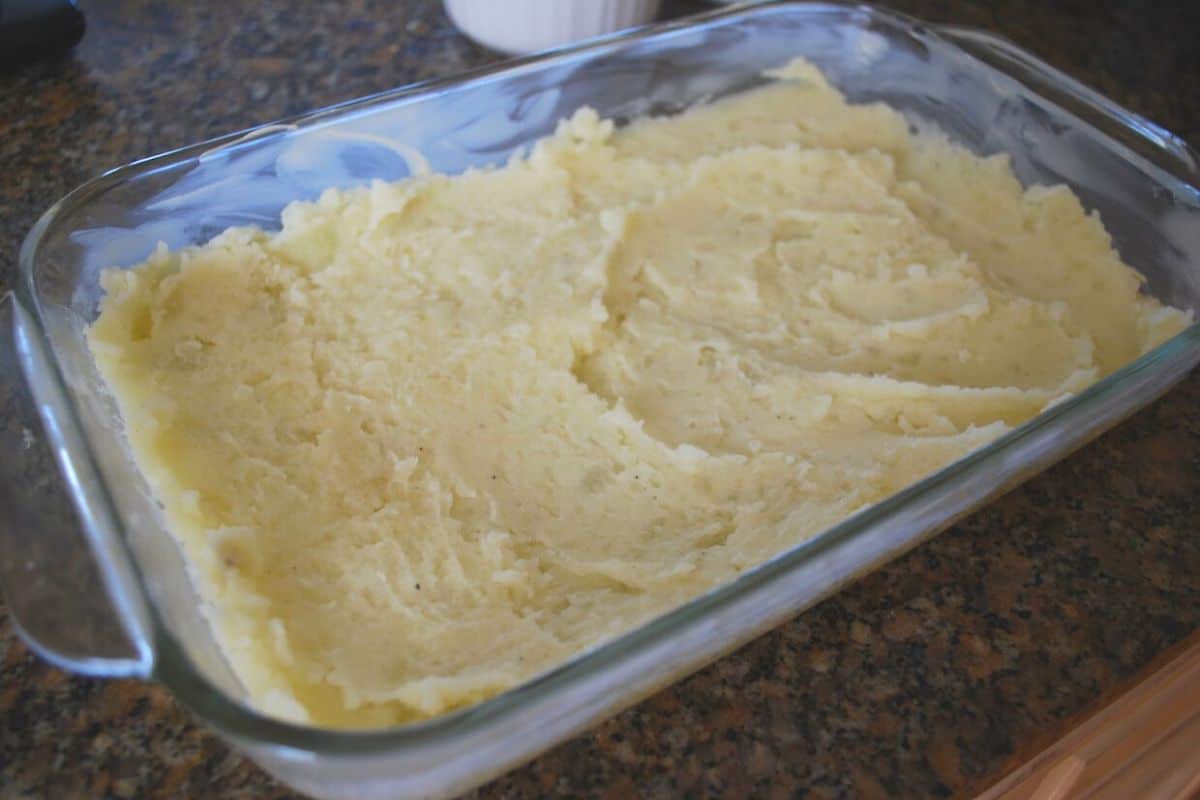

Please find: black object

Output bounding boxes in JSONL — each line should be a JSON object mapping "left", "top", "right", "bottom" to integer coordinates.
{"left": 0, "top": 0, "right": 85, "bottom": 68}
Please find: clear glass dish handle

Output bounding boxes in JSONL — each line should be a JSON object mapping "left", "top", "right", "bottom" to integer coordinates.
{"left": 0, "top": 292, "right": 153, "bottom": 677}
{"left": 935, "top": 25, "right": 1200, "bottom": 185}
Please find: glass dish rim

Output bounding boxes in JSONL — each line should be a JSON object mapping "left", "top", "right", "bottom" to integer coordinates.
{"left": 13, "top": 0, "right": 1200, "bottom": 754}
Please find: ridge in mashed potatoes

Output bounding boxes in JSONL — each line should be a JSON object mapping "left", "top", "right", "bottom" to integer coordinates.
{"left": 88, "top": 60, "right": 1191, "bottom": 727}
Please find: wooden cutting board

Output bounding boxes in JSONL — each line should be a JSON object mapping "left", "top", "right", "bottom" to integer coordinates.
{"left": 976, "top": 630, "right": 1200, "bottom": 800}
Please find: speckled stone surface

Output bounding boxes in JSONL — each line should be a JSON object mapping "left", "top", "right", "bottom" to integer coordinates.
{"left": 1, "top": 1, "right": 1198, "bottom": 798}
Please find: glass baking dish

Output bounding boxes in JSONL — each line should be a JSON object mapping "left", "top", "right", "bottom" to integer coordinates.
{"left": 2, "top": 2, "right": 1199, "bottom": 797}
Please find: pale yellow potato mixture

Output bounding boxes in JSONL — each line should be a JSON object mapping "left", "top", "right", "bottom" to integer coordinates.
{"left": 89, "top": 62, "right": 1190, "bottom": 727}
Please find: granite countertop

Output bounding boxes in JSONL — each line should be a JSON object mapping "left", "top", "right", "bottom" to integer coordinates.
{"left": 2, "top": 1, "right": 1198, "bottom": 797}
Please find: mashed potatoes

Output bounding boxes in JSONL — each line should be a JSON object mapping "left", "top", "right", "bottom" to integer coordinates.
{"left": 88, "top": 61, "right": 1190, "bottom": 727}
